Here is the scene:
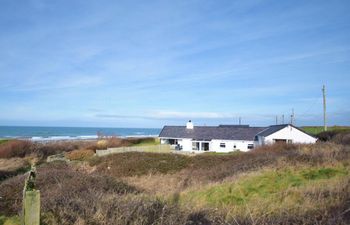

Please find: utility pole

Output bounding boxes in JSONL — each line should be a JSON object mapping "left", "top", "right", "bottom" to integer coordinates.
{"left": 275, "top": 116, "right": 278, "bottom": 125}
{"left": 282, "top": 114, "right": 285, "bottom": 124}
{"left": 322, "top": 85, "right": 327, "bottom": 131}
{"left": 239, "top": 117, "right": 241, "bottom": 125}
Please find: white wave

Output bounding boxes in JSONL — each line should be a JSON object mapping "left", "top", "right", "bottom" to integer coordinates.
{"left": 125, "top": 134, "right": 159, "bottom": 138}
{"left": 30, "top": 135, "right": 98, "bottom": 141}
{"left": 76, "top": 135, "right": 98, "bottom": 139}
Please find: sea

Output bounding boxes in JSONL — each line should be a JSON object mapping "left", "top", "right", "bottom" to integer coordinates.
{"left": 0, "top": 126, "right": 161, "bottom": 141}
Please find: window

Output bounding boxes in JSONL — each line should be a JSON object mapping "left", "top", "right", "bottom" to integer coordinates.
{"left": 192, "top": 142, "right": 199, "bottom": 150}
{"left": 287, "top": 140, "right": 293, "bottom": 144}
{"left": 220, "top": 143, "right": 226, "bottom": 148}
{"left": 247, "top": 144, "right": 254, "bottom": 149}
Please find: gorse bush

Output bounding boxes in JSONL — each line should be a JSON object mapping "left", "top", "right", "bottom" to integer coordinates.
{"left": 65, "top": 149, "right": 95, "bottom": 161}
{"left": 317, "top": 129, "right": 350, "bottom": 145}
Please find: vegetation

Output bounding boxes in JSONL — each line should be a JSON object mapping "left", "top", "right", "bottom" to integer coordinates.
{"left": 0, "top": 139, "right": 9, "bottom": 145}
{"left": 0, "top": 137, "right": 159, "bottom": 159}
{"left": 132, "top": 138, "right": 160, "bottom": 146}
{"left": 0, "top": 215, "right": 20, "bottom": 225}
{"left": 90, "top": 152, "right": 190, "bottom": 177}
{"left": 65, "top": 149, "right": 95, "bottom": 161}
{"left": 180, "top": 167, "right": 348, "bottom": 213}
{"left": 0, "top": 135, "right": 349, "bottom": 224}
{"left": 0, "top": 158, "right": 31, "bottom": 181}
{"left": 302, "top": 125, "right": 350, "bottom": 135}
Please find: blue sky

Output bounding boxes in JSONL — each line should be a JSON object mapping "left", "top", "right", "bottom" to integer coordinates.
{"left": 0, "top": 0, "right": 349, "bottom": 128}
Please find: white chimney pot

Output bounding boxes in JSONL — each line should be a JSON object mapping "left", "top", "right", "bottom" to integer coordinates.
{"left": 186, "top": 120, "right": 194, "bottom": 129}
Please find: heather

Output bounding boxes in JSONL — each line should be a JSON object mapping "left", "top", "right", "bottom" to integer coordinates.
{"left": 0, "top": 137, "right": 349, "bottom": 224}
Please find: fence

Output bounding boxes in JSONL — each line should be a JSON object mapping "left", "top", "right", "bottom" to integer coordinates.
{"left": 95, "top": 144, "right": 171, "bottom": 157}
{"left": 22, "top": 166, "right": 40, "bottom": 225}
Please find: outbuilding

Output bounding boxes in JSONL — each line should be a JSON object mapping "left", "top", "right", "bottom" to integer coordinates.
{"left": 255, "top": 124, "right": 317, "bottom": 145}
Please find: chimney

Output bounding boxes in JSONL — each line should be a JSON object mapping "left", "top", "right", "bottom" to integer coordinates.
{"left": 186, "top": 120, "right": 194, "bottom": 129}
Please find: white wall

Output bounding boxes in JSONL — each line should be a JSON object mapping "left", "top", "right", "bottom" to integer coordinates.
{"left": 160, "top": 138, "right": 256, "bottom": 152}
{"left": 210, "top": 139, "right": 255, "bottom": 152}
{"left": 179, "top": 138, "right": 192, "bottom": 151}
{"left": 263, "top": 125, "right": 317, "bottom": 144}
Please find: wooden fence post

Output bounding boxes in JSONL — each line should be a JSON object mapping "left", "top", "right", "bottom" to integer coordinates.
{"left": 22, "top": 166, "right": 40, "bottom": 225}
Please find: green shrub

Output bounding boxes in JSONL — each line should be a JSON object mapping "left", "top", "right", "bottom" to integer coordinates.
{"left": 302, "top": 167, "right": 348, "bottom": 180}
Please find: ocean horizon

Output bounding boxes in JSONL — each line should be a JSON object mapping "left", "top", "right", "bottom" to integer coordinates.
{"left": 0, "top": 126, "right": 161, "bottom": 141}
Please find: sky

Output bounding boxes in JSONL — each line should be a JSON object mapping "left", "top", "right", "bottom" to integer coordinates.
{"left": 0, "top": 0, "right": 349, "bottom": 128}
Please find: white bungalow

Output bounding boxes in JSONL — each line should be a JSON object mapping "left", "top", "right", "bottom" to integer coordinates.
{"left": 159, "top": 121, "right": 317, "bottom": 153}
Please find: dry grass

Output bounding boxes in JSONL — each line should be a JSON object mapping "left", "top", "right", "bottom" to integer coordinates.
{"left": 1, "top": 142, "right": 349, "bottom": 224}
{"left": 90, "top": 152, "right": 190, "bottom": 177}
{"left": 0, "top": 162, "right": 222, "bottom": 225}
{"left": 65, "top": 149, "right": 95, "bottom": 161}
{"left": 0, "top": 157, "right": 30, "bottom": 181}
{"left": 0, "top": 137, "right": 159, "bottom": 161}
{"left": 0, "top": 158, "right": 29, "bottom": 172}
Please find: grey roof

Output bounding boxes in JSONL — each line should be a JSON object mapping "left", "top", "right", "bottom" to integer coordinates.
{"left": 255, "top": 124, "right": 289, "bottom": 137}
{"left": 256, "top": 124, "right": 315, "bottom": 138}
{"left": 159, "top": 125, "right": 266, "bottom": 141}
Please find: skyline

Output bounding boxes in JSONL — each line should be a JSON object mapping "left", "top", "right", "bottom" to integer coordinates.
{"left": 0, "top": 0, "right": 349, "bottom": 128}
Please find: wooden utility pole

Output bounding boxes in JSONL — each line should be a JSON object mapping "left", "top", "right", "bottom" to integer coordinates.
{"left": 275, "top": 116, "right": 278, "bottom": 125}
{"left": 322, "top": 85, "right": 327, "bottom": 131}
{"left": 239, "top": 117, "right": 241, "bottom": 125}
{"left": 282, "top": 114, "right": 285, "bottom": 124}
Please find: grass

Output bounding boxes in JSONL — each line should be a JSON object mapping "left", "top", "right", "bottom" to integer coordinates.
{"left": 1, "top": 142, "right": 350, "bottom": 224}
{"left": 302, "top": 126, "right": 350, "bottom": 135}
{"left": 179, "top": 166, "right": 349, "bottom": 215}
{"left": 91, "top": 152, "right": 190, "bottom": 177}
{"left": 132, "top": 138, "right": 160, "bottom": 146}
{"left": 0, "top": 140, "right": 8, "bottom": 145}
{"left": 0, "top": 215, "right": 20, "bottom": 225}
{"left": 0, "top": 158, "right": 31, "bottom": 181}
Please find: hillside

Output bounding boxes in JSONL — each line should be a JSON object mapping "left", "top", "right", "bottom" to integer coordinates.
{"left": 0, "top": 138, "right": 349, "bottom": 224}
{"left": 301, "top": 126, "right": 350, "bottom": 135}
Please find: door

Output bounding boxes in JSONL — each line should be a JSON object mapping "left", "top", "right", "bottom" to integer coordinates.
{"left": 201, "top": 142, "right": 209, "bottom": 151}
